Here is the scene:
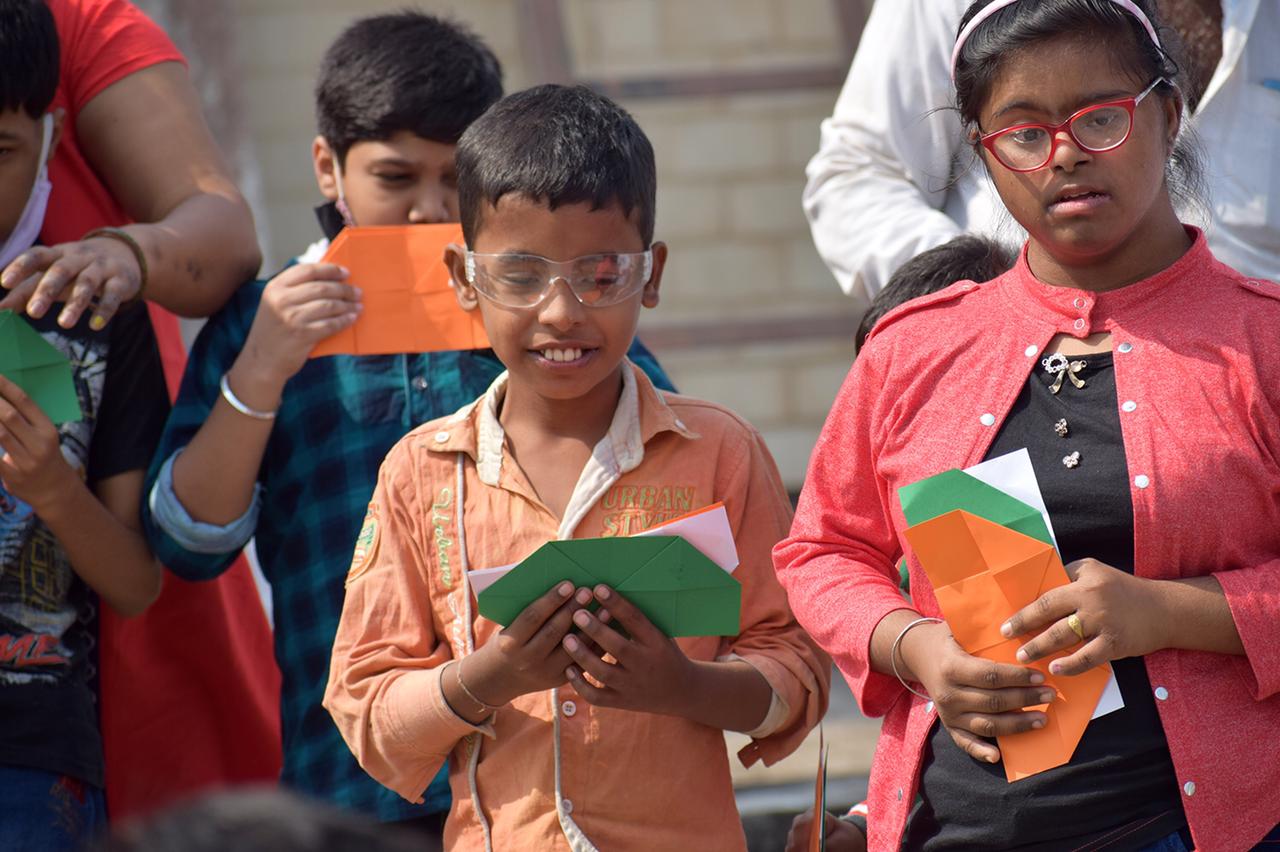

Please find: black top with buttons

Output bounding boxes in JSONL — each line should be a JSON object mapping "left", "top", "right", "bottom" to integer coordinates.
{"left": 902, "top": 353, "right": 1186, "bottom": 851}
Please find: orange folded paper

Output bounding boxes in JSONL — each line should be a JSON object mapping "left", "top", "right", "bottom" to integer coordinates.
{"left": 309, "top": 224, "right": 489, "bottom": 357}
{"left": 904, "top": 509, "right": 1112, "bottom": 782}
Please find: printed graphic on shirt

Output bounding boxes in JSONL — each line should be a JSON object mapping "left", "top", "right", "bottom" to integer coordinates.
{"left": 599, "top": 484, "right": 697, "bottom": 536}
{"left": 431, "top": 487, "right": 455, "bottom": 590}
{"left": 0, "top": 328, "right": 105, "bottom": 687}
{"left": 346, "top": 504, "right": 380, "bottom": 587}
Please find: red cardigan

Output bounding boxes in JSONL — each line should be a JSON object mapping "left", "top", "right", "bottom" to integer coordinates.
{"left": 775, "top": 230, "right": 1280, "bottom": 852}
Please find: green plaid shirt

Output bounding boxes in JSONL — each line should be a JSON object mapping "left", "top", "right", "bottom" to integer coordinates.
{"left": 142, "top": 273, "right": 673, "bottom": 820}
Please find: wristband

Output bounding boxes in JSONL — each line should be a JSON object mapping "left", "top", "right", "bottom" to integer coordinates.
{"left": 219, "top": 373, "right": 277, "bottom": 421}
{"left": 453, "top": 659, "right": 498, "bottom": 714}
{"left": 891, "top": 616, "right": 944, "bottom": 701}
{"left": 81, "top": 227, "right": 148, "bottom": 300}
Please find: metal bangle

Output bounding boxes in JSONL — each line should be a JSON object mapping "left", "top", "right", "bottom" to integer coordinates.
{"left": 81, "top": 227, "right": 149, "bottom": 300}
{"left": 219, "top": 373, "right": 277, "bottom": 421}
{"left": 454, "top": 658, "right": 498, "bottom": 714}
{"left": 890, "top": 616, "right": 944, "bottom": 701}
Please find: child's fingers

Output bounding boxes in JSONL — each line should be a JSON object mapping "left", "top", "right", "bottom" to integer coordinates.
{"left": 561, "top": 633, "right": 619, "bottom": 691}
{"left": 525, "top": 587, "right": 591, "bottom": 656}
{"left": 591, "top": 586, "right": 661, "bottom": 644}
{"left": 504, "top": 582, "right": 578, "bottom": 644}
{"left": 570, "top": 608, "right": 630, "bottom": 660}
{"left": 565, "top": 664, "right": 613, "bottom": 707}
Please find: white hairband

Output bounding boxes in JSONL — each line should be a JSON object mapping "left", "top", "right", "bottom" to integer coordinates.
{"left": 950, "top": 0, "right": 1163, "bottom": 82}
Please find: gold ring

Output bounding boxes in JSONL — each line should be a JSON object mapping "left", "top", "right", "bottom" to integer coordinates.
{"left": 1067, "top": 613, "right": 1085, "bottom": 641}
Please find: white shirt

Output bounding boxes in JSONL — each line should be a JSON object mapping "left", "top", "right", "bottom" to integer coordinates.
{"left": 804, "top": 0, "right": 1280, "bottom": 310}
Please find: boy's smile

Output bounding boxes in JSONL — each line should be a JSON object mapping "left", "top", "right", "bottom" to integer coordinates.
{"left": 448, "top": 194, "right": 665, "bottom": 411}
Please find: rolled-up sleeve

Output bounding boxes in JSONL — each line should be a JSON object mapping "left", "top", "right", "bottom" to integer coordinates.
{"left": 803, "top": 0, "right": 968, "bottom": 305}
{"left": 717, "top": 428, "right": 831, "bottom": 768}
{"left": 324, "top": 442, "right": 479, "bottom": 803}
{"left": 149, "top": 450, "right": 262, "bottom": 554}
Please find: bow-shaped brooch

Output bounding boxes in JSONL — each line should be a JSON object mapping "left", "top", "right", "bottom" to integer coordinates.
{"left": 1041, "top": 353, "right": 1087, "bottom": 394}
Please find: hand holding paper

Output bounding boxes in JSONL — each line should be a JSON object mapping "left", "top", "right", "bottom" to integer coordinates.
{"left": 308, "top": 224, "right": 489, "bottom": 357}
{"left": 0, "top": 310, "right": 82, "bottom": 424}
{"left": 898, "top": 452, "right": 1114, "bottom": 781}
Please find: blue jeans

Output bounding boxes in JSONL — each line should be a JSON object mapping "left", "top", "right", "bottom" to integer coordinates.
{"left": 1138, "top": 824, "right": 1280, "bottom": 851}
{"left": 0, "top": 766, "right": 107, "bottom": 852}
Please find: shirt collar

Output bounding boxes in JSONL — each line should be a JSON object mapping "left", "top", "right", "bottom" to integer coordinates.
{"left": 1004, "top": 226, "right": 1211, "bottom": 334}
{"left": 428, "top": 360, "right": 697, "bottom": 486}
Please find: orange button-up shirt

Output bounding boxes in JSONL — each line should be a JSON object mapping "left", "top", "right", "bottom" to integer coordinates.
{"left": 325, "top": 363, "right": 830, "bottom": 851}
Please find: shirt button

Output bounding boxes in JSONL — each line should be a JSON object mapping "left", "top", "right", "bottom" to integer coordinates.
{"left": 1024, "top": 345, "right": 1037, "bottom": 358}
{"left": 1154, "top": 686, "right": 1169, "bottom": 701}
{"left": 1073, "top": 318, "right": 1086, "bottom": 331}
{"left": 561, "top": 700, "right": 577, "bottom": 717}
{"left": 412, "top": 376, "right": 429, "bottom": 391}
{"left": 1117, "top": 342, "right": 1134, "bottom": 353}
{"left": 1183, "top": 781, "right": 1196, "bottom": 797}
{"left": 897, "top": 788, "right": 904, "bottom": 801}
{"left": 562, "top": 798, "right": 574, "bottom": 814}
{"left": 1134, "top": 474, "right": 1150, "bottom": 489}
{"left": 980, "top": 413, "right": 996, "bottom": 427}
{"left": 1121, "top": 400, "right": 1137, "bottom": 412}
{"left": 1073, "top": 297, "right": 1086, "bottom": 309}
{"left": 434, "top": 431, "right": 450, "bottom": 443}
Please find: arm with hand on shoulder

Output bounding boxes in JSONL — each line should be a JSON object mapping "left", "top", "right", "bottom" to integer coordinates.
{"left": 2, "top": 62, "right": 261, "bottom": 328}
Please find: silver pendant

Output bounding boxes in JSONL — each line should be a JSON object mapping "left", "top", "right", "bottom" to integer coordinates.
{"left": 1054, "top": 418, "right": 1069, "bottom": 438}
{"left": 1062, "top": 451, "right": 1081, "bottom": 469}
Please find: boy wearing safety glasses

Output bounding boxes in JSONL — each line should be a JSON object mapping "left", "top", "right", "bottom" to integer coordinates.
{"left": 324, "top": 85, "right": 830, "bottom": 852}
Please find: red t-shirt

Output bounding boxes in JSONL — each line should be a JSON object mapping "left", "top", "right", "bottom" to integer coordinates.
{"left": 42, "top": 0, "right": 185, "bottom": 246}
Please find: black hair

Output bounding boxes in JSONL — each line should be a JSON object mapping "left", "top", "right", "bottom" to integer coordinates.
{"left": 455, "top": 84, "right": 657, "bottom": 247}
{"left": 856, "top": 236, "right": 1014, "bottom": 352}
{"left": 315, "top": 11, "right": 503, "bottom": 165}
{"left": 92, "top": 788, "right": 425, "bottom": 852}
{"left": 952, "top": 0, "right": 1206, "bottom": 217}
{"left": 0, "top": 0, "right": 59, "bottom": 118}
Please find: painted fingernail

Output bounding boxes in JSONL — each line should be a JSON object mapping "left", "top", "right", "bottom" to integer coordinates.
{"left": 558, "top": 582, "right": 573, "bottom": 597}
{"left": 89, "top": 315, "right": 106, "bottom": 331}
{"left": 595, "top": 585, "right": 611, "bottom": 600}
{"left": 1000, "top": 622, "right": 1014, "bottom": 638}
{"left": 573, "top": 610, "right": 590, "bottom": 627}
{"left": 1032, "top": 718, "right": 1045, "bottom": 729}
{"left": 1029, "top": 672, "right": 1045, "bottom": 684}
{"left": 563, "top": 635, "right": 579, "bottom": 651}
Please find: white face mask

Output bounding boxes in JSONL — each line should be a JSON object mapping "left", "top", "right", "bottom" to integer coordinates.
{"left": 0, "top": 113, "right": 54, "bottom": 270}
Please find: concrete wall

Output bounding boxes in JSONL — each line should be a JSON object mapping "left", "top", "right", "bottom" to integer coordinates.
{"left": 225, "top": 0, "right": 866, "bottom": 487}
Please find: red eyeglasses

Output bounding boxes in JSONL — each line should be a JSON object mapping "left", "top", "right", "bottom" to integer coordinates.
{"left": 978, "top": 77, "right": 1167, "bottom": 172}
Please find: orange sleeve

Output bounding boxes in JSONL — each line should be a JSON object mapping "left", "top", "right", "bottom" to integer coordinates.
{"left": 719, "top": 427, "right": 832, "bottom": 768}
{"left": 323, "top": 441, "right": 488, "bottom": 803}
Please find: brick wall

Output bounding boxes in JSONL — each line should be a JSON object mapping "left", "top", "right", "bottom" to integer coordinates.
{"left": 228, "top": 0, "right": 866, "bottom": 487}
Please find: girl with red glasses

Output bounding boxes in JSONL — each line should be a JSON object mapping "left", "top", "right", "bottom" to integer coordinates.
{"left": 776, "top": 1, "right": 1280, "bottom": 850}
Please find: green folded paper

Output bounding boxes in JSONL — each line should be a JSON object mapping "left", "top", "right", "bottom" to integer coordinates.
{"left": 477, "top": 535, "right": 741, "bottom": 638}
{"left": 0, "top": 310, "right": 82, "bottom": 424}
{"left": 899, "top": 468, "right": 1052, "bottom": 546}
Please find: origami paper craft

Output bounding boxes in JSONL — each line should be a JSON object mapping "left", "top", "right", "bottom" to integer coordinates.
{"left": 901, "top": 503, "right": 1112, "bottom": 782}
{"left": 476, "top": 535, "right": 741, "bottom": 637}
{"left": 309, "top": 224, "right": 489, "bottom": 357}
{"left": 468, "top": 502, "right": 739, "bottom": 594}
{"left": 0, "top": 310, "right": 82, "bottom": 424}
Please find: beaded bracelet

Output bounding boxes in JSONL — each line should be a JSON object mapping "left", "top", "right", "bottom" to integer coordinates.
{"left": 890, "top": 616, "right": 944, "bottom": 701}
{"left": 81, "top": 227, "right": 148, "bottom": 300}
